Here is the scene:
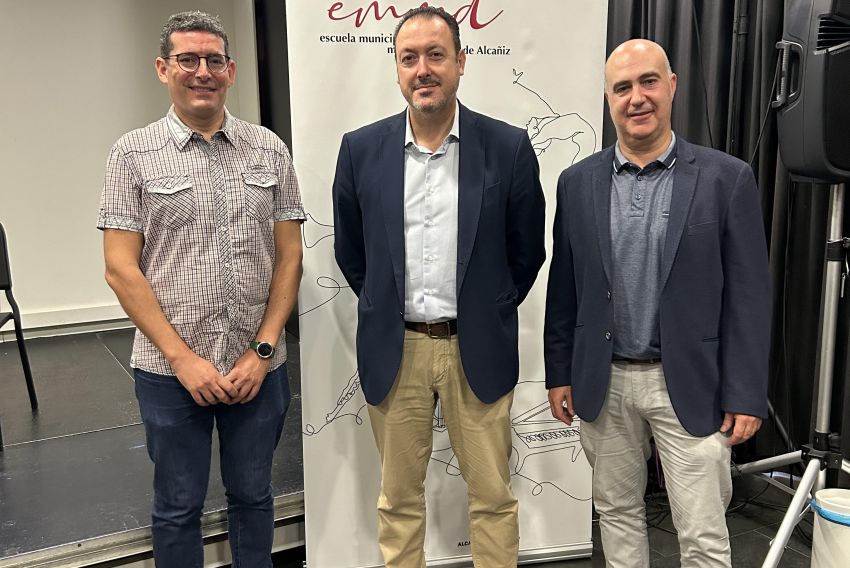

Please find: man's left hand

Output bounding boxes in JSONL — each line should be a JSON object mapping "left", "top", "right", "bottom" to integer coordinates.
{"left": 225, "top": 350, "right": 272, "bottom": 403}
{"left": 720, "top": 412, "right": 762, "bottom": 446}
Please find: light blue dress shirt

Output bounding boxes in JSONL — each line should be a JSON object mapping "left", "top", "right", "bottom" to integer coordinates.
{"left": 403, "top": 103, "right": 460, "bottom": 323}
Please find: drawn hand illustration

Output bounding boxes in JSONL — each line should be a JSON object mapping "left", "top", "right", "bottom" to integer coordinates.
{"left": 513, "top": 69, "right": 597, "bottom": 163}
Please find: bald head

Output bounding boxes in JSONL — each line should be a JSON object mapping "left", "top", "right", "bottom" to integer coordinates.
{"left": 603, "top": 39, "right": 677, "bottom": 164}
{"left": 605, "top": 39, "right": 672, "bottom": 90}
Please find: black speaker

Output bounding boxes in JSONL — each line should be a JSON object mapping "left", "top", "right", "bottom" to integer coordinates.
{"left": 833, "top": 0, "right": 850, "bottom": 21}
{"left": 774, "top": 0, "right": 850, "bottom": 182}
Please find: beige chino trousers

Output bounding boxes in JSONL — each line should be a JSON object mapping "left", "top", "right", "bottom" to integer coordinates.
{"left": 581, "top": 362, "right": 733, "bottom": 568}
{"left": 367, "top": 329, "right": 519, "bottom": 568}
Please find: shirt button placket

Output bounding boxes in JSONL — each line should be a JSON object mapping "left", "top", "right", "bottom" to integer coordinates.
{"left": 210, "top": 144, "right": 236, "bottom": 326}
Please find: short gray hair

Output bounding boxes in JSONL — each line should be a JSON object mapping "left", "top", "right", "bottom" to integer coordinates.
{"left": 159, "top": 11, "right": 230, "bottom": 58}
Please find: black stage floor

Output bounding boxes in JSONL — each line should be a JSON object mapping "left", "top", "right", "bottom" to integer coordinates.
{"left": 272, "top": 472, "right": 815, "bottom": 568}
{"left": 0, "top": 328, "right": 303, "bottom": 566}
{"left": 0, "top": 329, "right": 813, "bottom": 567}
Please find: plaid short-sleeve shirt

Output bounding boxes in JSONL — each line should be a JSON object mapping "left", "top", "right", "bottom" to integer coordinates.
{"left": 98, "top": 107, "right": 305, "bottom": 375}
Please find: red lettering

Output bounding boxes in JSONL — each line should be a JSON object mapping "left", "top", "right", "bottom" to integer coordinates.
{"left": 453, "top": 0, "right": 503, "bottom": 30}
{"left": 327, "top": 1, "right": 503, "bottom": 30}
{"left": 327, "top": 1, "right": 345, "bottom": 20}
{"left": 327, "top": 1, "right": 403, "bottom": 27}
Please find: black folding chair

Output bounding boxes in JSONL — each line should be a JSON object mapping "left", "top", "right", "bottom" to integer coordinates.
{"left": 0, "top": 222, "right": 39, "bottom": 450}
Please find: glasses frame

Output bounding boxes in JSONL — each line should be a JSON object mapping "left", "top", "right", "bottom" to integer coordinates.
{"left": 164, "top": 53, "right": 232, "bottom": 74}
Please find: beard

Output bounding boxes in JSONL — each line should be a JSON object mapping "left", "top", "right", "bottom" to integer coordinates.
{"left": 411, "top": 96, "right": 448, "bottom": 114}
{"left": 408, "top": 78, "right": 455, "bottom": 114}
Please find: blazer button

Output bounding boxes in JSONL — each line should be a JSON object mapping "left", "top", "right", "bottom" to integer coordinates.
{"left": 607, "top": 291, "right": 612, "bottom": 300}
{"left": 605, "top": 331, "right": 612, "bottom": 341}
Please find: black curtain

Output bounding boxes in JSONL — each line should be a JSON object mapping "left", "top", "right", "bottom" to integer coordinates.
{"left": 255, "top": 0, "right": 291, "bottom": 147}
{"left": 255, "top": 0, "right": 300, "bottom": 338}
{"left": 605, "top": 0, "right": 847, "bottom": 481}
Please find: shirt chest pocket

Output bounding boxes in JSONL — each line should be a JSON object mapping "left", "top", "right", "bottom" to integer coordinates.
{"left": 144, "top": 175, "right": 196, "bottom": 229}
{"left": 243, "top": 171, "right": 278, "bottom": 222}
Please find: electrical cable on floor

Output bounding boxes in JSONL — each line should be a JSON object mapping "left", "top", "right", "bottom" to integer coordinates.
{"left": 731, "top": 466, "right": 815, "bottom": 548}
{"left": 644, "top": 490, "right": 673, "bottom": 533}
{"left": 726, "top": 461, "right": 773, "bottom": 515}
{"left": 641, "top": 463, "right": 815, "bottom": 548}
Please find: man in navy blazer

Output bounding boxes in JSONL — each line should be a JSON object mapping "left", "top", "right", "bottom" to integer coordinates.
{"left": 544, "top": 39, "right": 770, "bottom": 567}
{"left": 333, "top": 7, "right": 545, "bottom": 568}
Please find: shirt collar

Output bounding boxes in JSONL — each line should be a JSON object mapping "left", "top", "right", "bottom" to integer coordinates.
{"left": 167, "top": 106, "right": 238, "bottom": 149}
{"left": 613, "top": 132, "right": 677, "bottom": 173}
{"left": 404, "top": 101, "right": 461, "bottom": 150}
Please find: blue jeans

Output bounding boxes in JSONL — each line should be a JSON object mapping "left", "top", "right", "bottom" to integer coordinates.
{"left": 134, "top": 365, "right": 290, "bottom": 568}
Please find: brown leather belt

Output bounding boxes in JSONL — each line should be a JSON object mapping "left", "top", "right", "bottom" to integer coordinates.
{"left": 613, "top": 357, "right": 662, "bottom": 365}
{"left": 404, "top": 320, "right": 458, "bottom": 338}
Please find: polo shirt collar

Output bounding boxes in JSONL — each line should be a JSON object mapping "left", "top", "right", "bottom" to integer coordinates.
{"left": 614, "top": 132, "right": 678, "bottom": 173}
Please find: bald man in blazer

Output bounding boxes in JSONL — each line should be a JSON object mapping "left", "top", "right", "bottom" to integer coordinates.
{"left": 544, "top": 39, "right": 770, "bottom": 567}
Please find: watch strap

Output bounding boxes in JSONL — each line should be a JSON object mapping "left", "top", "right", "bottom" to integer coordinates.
{"left": 249, "top": 341, "right": 276, "bottom": 358}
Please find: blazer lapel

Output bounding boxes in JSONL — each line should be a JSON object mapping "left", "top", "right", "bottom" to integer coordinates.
{"left": 380, "top": 111, "right": 408, "bottom": 309}
{"left": 592, "top": 148, "right": 614, "bottom": 286}
{"left": 661, "top": 140, "right": 698, "bottom": 290}
{"left": 456, "top": 104, "right": 484, "bottom": 294}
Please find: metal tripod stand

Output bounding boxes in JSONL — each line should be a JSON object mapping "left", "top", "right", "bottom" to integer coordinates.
{"left": 733, "top": 182, "right": 850, "bottom": 567}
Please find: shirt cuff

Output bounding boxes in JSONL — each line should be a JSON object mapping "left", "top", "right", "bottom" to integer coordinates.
{"left": 274, "top": 209, "right": 306, "bottom": 222}
{"left": 97, "top": 213, "right": 143, "bottom": 232}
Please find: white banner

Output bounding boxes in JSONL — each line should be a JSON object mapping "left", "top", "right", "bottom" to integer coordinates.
{"left": 287, "top": 2, "right": 608, "bottom": 566}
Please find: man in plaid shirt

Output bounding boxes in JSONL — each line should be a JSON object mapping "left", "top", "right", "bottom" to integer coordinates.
{"left": 98, "top": 11, "right": 304, "bottom": 567}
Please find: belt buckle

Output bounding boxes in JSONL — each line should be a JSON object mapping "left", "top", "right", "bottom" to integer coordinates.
{"left": 426, "top": 321, "right": 450, "bottom": 339}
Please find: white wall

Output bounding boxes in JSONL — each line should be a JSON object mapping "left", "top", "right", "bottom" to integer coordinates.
{"left": 0, "top": 0, "right": 259, "bottom": 330}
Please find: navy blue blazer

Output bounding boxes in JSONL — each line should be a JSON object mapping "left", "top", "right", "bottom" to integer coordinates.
{"left": 543, "top": 138, "right": 771, "bottom": 436}
{"left": 333, "top": 104, "right": 546, "bottom": 405}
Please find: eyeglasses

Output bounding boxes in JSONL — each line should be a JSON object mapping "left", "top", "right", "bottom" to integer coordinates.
{"left": 164, "top": 53, "right": 231, "bottom": 73}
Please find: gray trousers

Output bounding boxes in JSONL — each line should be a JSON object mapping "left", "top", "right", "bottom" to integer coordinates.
{"left": 581, "top": 362, "right": 733, "bottom": 567}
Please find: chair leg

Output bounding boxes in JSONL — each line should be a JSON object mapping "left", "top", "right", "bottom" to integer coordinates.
{"left": 13, "top": 317, "right": 38, "bottom": 411}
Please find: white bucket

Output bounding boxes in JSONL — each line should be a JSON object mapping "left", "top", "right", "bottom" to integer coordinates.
{"left": 811, "top": 488, "right": 850, "bottom": 568}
